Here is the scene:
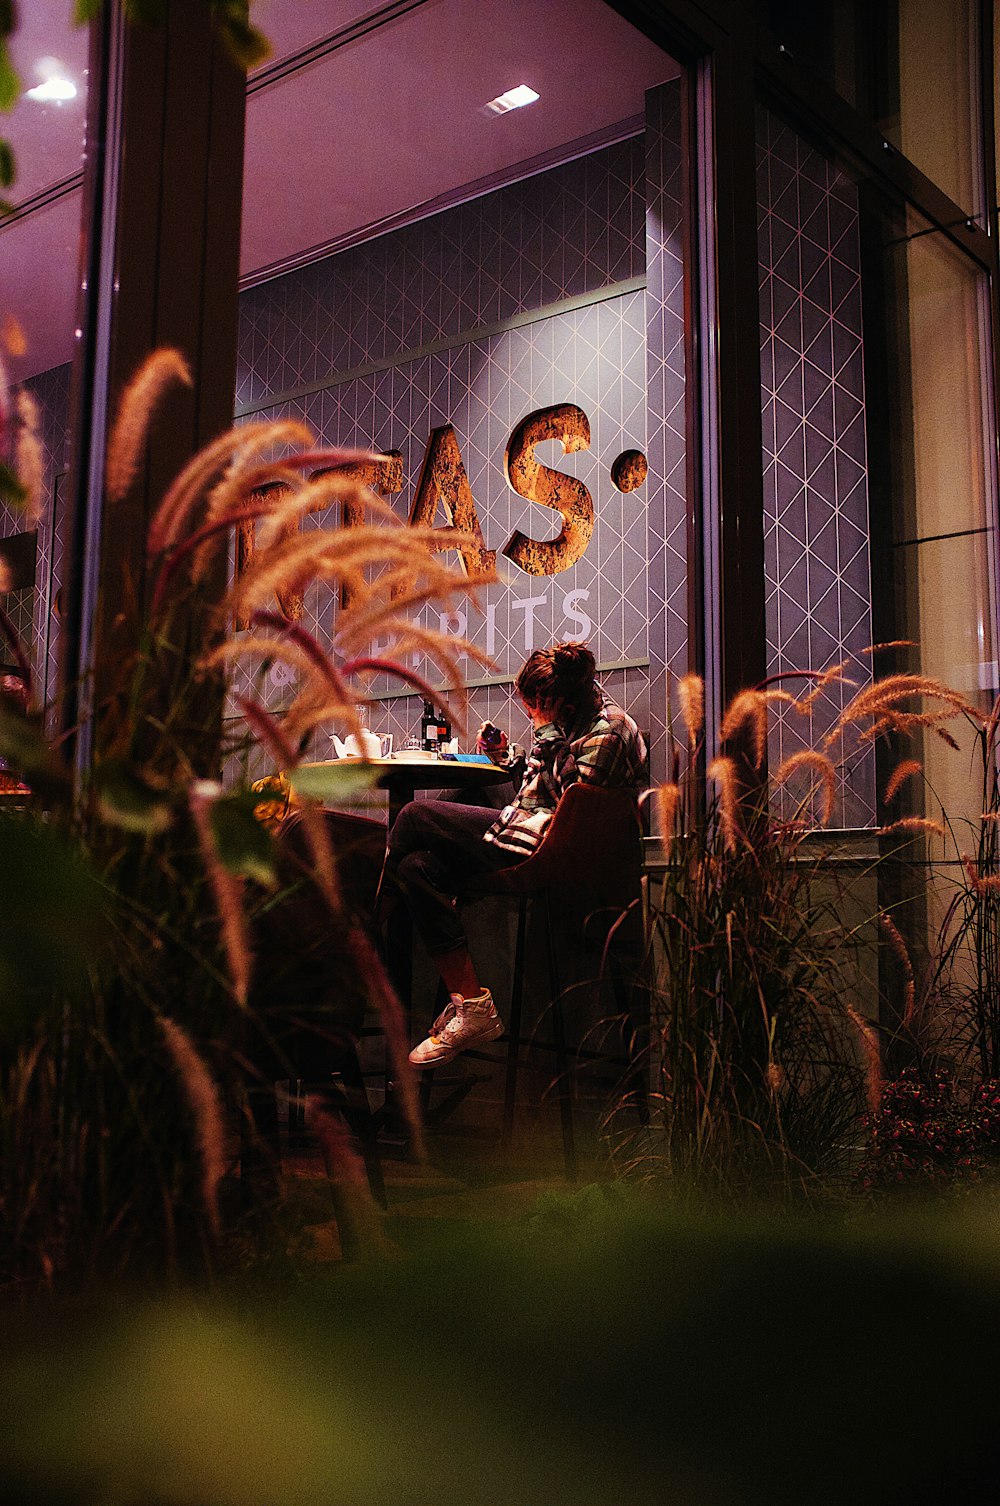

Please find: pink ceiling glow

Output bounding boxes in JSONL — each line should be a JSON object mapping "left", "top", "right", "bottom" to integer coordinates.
{"left": 0, "top": 0, "right": 677, "bottom": 381}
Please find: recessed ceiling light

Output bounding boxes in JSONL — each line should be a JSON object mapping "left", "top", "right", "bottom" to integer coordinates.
{"left": 25, "top": 57, "right": 77, "bottom": 104}
{"left": 481, "top": 84, "right": 539, "bottom": 117}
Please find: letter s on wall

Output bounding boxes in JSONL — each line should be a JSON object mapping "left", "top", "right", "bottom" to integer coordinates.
{"left": 502, "top": 403, "right": 593, "bottom": 575}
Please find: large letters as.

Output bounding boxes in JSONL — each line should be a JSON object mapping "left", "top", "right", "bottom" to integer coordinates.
{"left": 313, "top": 452, "right": 403, "bottom": 607}
{"left": 502, "top": 403, "right": 594, "bottom": 576}
{"left": 408, "top": 425, "right": 496, "bottom": 580}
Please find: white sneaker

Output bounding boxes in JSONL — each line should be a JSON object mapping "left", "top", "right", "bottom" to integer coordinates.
{"left": 408, "top": 989, "right": 503, "bottom": 1066}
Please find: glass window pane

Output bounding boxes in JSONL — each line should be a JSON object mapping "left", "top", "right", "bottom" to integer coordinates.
{"left": 0, "top": 6, "right": 88, "bottom": 710}
{"left": 756, "top": 0, "right": 984, "bottom": 217}
{"left": 879, "top": 0, "right": 983, "bottom": 219}
{"left": 880, "top": 207, "right": 997, "bottom": 828}
{"left": 236, "top": 2, "right": 687, "bottom": 780}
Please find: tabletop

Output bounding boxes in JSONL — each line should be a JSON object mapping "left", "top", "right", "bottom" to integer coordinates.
{"left": 295, "top": 753, "right": 512, "bottom": 822}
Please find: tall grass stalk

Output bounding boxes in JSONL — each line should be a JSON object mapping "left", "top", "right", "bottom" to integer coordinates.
{"left": 614, "top": 664, "right": 981, "bottom": 1199}
{"left": 0, "top": 348, "right": 490, "bottom": 1288}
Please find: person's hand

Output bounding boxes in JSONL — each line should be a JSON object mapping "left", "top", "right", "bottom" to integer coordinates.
{"left": 476, "top": 721, "right": 508, "bottom": 756}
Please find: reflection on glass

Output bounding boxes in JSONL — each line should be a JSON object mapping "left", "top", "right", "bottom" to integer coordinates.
{"left": 880, "top": 0, "right": 982, "bottom": 218}
{"left": 235, "top": 1, "right": 685, "bottom": 778}
{"left": 883, "top": 209, "right": 996, "bottom": 827}
{"left": 0, "top": 6, "right": 89, "bottom": 708}
{"left": 756, "top": 0, "right": 983, "bottom": 216}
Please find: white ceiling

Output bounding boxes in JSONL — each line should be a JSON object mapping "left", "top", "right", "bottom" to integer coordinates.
{"left": 0, "top": 0, "right": 677, "bottom": 381}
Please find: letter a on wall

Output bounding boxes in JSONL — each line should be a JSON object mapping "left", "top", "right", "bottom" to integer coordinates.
{"left": 502, "top": 403, "right": 593, "bottom": 575}
{"left": 408, "top": 426, "right": 497, "bottom": 579}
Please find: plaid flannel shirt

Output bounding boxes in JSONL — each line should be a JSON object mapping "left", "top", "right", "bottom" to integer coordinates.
{"left": 483, "top": 700, "right": 646, "bottom": 857}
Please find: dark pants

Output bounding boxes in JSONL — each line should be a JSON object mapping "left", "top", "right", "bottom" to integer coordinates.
{"left": 384, "top": 800, "right": 522, "bottom": 958}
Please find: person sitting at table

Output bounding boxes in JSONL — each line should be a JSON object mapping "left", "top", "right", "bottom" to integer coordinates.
{"left": 381, "top": 641, "right": 646, "bottom": 1067}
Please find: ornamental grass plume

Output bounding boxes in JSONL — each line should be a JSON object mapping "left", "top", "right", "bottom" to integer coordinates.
{"left": 105, "top": 348, "right": 192, "bottom": 504}
{"left": 962, "top": 856, "right": 1000, "bottom": 895}
{"left": 772, "top": 750, "right": 837, "bottom": 827}
{"left": 834, "top": 673, "right": 981, "bottom": 731}
{"left": 878, "top": 912, "right": 916, "bottom": 1030}
{"left": 147, "top": 416, "right": 313, "bottom": 555}
{"left": 188, "top": 780, "right": 253, "bottom": 1009}
{"left": 655, "top": 782, "right": 681, "bottom": 845}
{"left": 13, "top": 389, "right": 43, "bottom": 527}
{"left": 719, "top": 690, "right": 768, "bottom": 768}
{"left": 707, "top": 755, "right": 741, "bottom": 851}
{"left": 158, "top": 1015, "right": 226, "bottom": 1242}
{"left": 878, "top": 817, "right": 946, "bottom": 840}
{"left": 885, "top": 759, "right": 922, "bottom": 803}
{"left": 677, "top": 672, "right": 704, "bottom": 745}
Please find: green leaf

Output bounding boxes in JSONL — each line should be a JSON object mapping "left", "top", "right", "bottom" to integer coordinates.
{"left": 74, "top": 0, "right": 104, "bottom": 23}
{"left": 287, "top": 762, "right": 380, "bottom": 804}
{"left": 210, "top": 792, "right": 277, "bottom": 887}
{"left": 0, "top": 137, "right": 14, "bottom": 188}
{"left": 92, "top": 759, "right": 173, "bottom": 835}
{"left": 0, "top": 195, "right": 13, "bottom": 217}
{"left": 0, "top": 41, "right": 18, "bottom": 112}
{"left": 0, "top": 462, "right": 25, "bottom": 510}
{"left": 0, "top": 3, "right": 13, "bottom": 39}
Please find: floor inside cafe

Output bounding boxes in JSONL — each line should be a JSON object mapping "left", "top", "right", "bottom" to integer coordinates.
{"left": 243, "top": 882, "right": 650, "bottom": 1262}
{"left": 268, "top": 1051, "right": 639, "bottom": 1264}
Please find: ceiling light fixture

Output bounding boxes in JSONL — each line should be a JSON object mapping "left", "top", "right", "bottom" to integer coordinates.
{"left": 25, "top": 57, "right": 77, "bottom": 104}
{"left": 481, "top": 84, "right": 539, "bottom": 117}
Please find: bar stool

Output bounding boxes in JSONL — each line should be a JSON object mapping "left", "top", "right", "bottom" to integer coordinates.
{"left": 471, "top": 782, "right": 645, "bottom": 1177}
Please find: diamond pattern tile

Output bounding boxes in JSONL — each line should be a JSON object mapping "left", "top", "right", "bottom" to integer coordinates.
{"left": 236, "top": 140, "right": 646, "bottom": 413}
{"left": 233, "top": 139, "right": 665, "bottom": 761}
{"left": 757, "top": 107, "right": 875, "bottom": 828}
{"left": 644, "top": 80, "right": 687, "bottom": 784}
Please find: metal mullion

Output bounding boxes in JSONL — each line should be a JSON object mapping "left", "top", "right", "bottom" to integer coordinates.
{"left": 610, "top": 0, "right": 769, "bottom": 723}
{"left": 603, "top": 0, "right": 728, "bottom": 67}
{"left": 977, "top": 0, "right": 1000, "bottom": 675}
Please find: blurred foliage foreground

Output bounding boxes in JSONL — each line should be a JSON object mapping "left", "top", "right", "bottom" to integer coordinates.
{"left": 0, "top": 1192, "right": 997, "bottom": 1506}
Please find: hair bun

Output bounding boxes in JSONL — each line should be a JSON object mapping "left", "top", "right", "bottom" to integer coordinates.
{"left": 552, "top": 641, "right": 594, "bottom": 682}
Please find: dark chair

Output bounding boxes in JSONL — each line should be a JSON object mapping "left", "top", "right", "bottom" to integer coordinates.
{"left": 466, "top": 782, "right": 646, "bottom": 1177}
{"left": 242, "top": 809, "right": 388, "bottom": 1248}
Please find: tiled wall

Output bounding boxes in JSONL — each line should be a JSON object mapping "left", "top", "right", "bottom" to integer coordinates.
{"left": 756, "top": 107, "right": 875, "bottom": 827}
{"left": 644, "top": 79, "right": 687, "bottom": 779}
{"left": 234, "top": 136, "right": 670, "bottom": 761}
{"left": 238, "top": 142, "right": 645, "bottom": 414}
